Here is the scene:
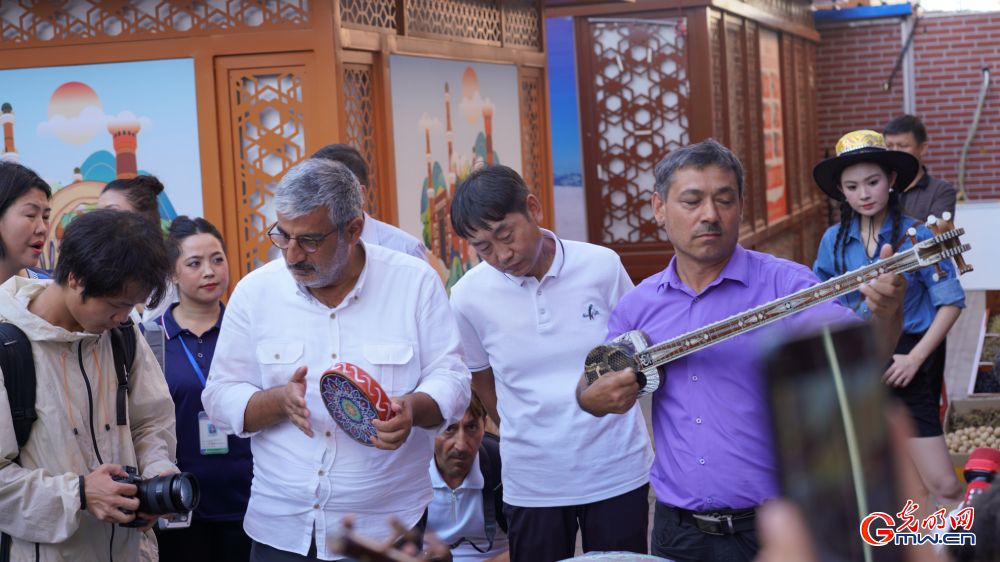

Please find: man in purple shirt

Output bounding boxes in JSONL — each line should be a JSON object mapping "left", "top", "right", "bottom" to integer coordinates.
{"left": 577, "top": 139, "right": 905, "bottom": 561}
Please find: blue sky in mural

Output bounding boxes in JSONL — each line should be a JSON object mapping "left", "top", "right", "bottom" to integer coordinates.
{"left": 547, "top": 17, "right": 583, "bottom": 184}
{"left": 0, "top": 58, "right": 203, "bottom": 216}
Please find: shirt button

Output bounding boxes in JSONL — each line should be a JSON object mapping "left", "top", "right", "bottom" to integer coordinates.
{"left": 699, "top": 457, "right": 706, "bottom": 465}
{"left": 198, "top": 339, "right": 203, "bottom": 344}
{"left": 330, "top": 312, "right": 336, "bottom": 319}
{"left": 318, "top": 470, "right": 325, "bottom": 476}
{"left": 691, "top": 375, "right": 698, "bottom": 382}
{"left": 537, "top": 290, "right": 542, "bottom": 295}
{"left": 197, "top": 352, "right": 204, "bottom": 358}
{"left": 695, "top": 417, "right": 702, "bottom": 424}
{"left": 325, "top": 431, "right": 332, "bottom": 438}
{"left": 313, "top": 503, "right": 320, "bottom": 509}
{"left": 540, "top": 309, "right": 546, "bottom": 314}
{"left": 274, "top": 354, "right": 280, "bottom": 360}
{"left": 331, "top": 352, "right": 337, "bottom": 359}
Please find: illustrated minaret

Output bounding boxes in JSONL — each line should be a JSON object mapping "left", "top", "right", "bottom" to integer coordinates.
{"left": 107, "top": 117, "right": 141, "bottom": 179}
{"left": 0, "top": 103, "right": 18, "bottom": 163}
{"left": 444, "top": 83, "right": 454, "bottom": 176}
{"left": 482, "top": 102, "right": 494, "bottom": 166}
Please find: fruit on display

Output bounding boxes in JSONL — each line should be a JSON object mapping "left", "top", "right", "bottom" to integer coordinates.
{"left": 946, "top": 425, "right": 1000, "bottom": 455}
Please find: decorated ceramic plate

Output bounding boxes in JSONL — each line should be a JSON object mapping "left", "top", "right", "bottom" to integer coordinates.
{"left": 320, "top": 362, "right": 394, "bottom": 446}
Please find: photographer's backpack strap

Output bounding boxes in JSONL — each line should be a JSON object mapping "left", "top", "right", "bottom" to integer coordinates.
{"left": 0, "top": 323, "right": 35, "bottom": 562}
{"left": 109, "top": 324, "right": 137, "bottom": 426}
{"left": 0, "top": 323, "right": 36, "bottom": 450}
{"left": 140, "top": 320, "right": 165, "bottom": 374}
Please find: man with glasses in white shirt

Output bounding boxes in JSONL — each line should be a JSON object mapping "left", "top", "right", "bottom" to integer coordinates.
{"left": 448, "top": 166, "right": 654, "bottom": 561}
{"left": 203, "top": 158, "right": 471, "bottom": 561}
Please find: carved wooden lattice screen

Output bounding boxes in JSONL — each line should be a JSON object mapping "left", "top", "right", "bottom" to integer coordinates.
{"left": 518, "top": 66, "right": 548, "bottom": 199}
{"left": 583, "top": 17, "right": 690, "bottom": 247}
{"left": 217, "top": 56, "right": 311, "bottom": 275}
{"left": 0, "top": 0, "right": 309, "bottom": 47}
{"left": 343, "top": 62, "right": 384, "bottom": 219}
{"left": 407, "top": 0, "right": 503, "bottom": 44}
{"left": 340, "top": 0, "right": 396, "bottom": 30}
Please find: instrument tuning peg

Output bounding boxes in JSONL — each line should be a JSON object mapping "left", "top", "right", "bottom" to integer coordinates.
{"left": 926, "top": 214, "right": 941, "bottom": 236}
{"left": 906, "top": 227, "right": 919, "bottom": 247}
{"left": 941, "top": 211, "right": 952, "bottom": 222}
{"left": 933, "top": 263, "right": 947, "bottom": 281}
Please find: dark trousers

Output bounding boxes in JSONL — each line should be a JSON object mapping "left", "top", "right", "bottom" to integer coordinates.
{"left": 652, "top": 502, "right": 759, "bottom": 562}
{"left": 503, "top": 484, "right": 649, "bottom": 562}
{"left": 156, "top": 519, "right": 252, "bottom": 562}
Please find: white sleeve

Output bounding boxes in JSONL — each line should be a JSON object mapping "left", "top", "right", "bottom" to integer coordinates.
{"left": 202, "top": 282, "right": 263, "bottom": 437}
{"left": 412, "top": 272, "right": 471, "bottom": 428}
{"left": 449, "top": 293, "right": 490, "bottom": 372}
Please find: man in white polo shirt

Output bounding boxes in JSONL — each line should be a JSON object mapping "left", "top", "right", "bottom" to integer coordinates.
{"left": 448, "top": 165, "right": 653, "bottom": 561}
{"left": 310, "top": 143, "right": 428, "bottom": 261}
{"left": 203, "top": 158, "right": 470, "bottom": 561}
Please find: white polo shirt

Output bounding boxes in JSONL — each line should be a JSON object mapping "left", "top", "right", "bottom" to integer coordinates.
{"left": 203, "top": 242, "right": 470, "bottom": 560}
{"left": 427, "top": 455, "right": 509, "bottom": 562}
{"left": 450, "top": 232, "right": 653, "bottom": 507}
{"left": 361, "top": 213, "right": 428, "bottom": 261}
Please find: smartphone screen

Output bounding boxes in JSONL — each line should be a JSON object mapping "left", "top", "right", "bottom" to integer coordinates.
{"left": 765, "top": 323, "right": 902, "bottom": 562}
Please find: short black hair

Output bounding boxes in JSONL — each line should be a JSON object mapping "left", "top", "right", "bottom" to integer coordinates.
{"left": 55, "top": 209, "right": 170, "bottom": 308}
{"left": 450, "top": 165, "right": 530, "bottom": 239}
{"left": 310, "top": 144, "right": 369, "bottom": 187}
{"left": 883, "top": 114, "right": 928, "bottom": 145}
{"left": 0, "top": 162, "right": 51, "bottom": 259}
{"left": 166, "top": 215, "right": 226, "bottom": 267}
{"left": 101, "top": 175, "right": 164, "bottom": 228}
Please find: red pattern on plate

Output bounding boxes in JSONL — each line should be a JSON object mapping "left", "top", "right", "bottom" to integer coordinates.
{"left": 328, "top": 362, "right": 395, "bottom": 421}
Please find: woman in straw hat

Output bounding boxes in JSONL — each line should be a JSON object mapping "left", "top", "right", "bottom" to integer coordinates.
{"left": 812, "top": 130, "right": 965, "bottom": 507}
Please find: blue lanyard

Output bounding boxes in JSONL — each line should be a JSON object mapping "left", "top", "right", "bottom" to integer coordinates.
{"left": 177, "top": 336, "right": 207, "bottom": 388}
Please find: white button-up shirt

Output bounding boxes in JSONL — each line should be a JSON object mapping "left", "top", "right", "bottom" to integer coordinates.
{"left": 361, "top": 213, "right": 428, "bottom": 261}
{"left": 203, "top": 242, "right": 470, "bottom": 560}
{"left": 427, "top": 455, "right": 508, "bottom": 562}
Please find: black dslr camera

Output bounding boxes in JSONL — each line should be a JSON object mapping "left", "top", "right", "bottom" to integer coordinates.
{"left": 112, "top": 466, "right": 201, "bottom": 528}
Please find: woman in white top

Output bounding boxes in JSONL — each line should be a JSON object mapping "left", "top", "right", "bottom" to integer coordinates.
{"left": 0, "top": 162, "right": 52, "bottom": 284}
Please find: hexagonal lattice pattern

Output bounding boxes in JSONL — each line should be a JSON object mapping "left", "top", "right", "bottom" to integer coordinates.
{"left": 407, "top": 0, "right": 502, "bottom": 44}
{"left": 0, "top": 0, "right": 309, "bottom": 46}
{"left": 519, "top": 69, "right": 545, "bottom": 197}
{"left": 343, "top": 64, "right": 382, "bottom": 218}
{"left": 234, "top": 71, "right": 306, "bottom": 273}
{"left": 340, "top": 0, "right": 396, "bottom": 30}
{"left": 503, "top": 0, "right": 540, "bottom": 49}
{"left": 589, "top": 19, "right": 689, "bottom": 244}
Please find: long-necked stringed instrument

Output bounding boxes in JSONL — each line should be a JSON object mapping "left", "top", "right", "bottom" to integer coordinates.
{"left": 584, "top": 213, "right": 973, "bottom": 396}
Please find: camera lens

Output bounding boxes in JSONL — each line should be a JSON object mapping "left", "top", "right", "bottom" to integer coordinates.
{"left": 136, "top": 472, "right": 200, "bottom": 515}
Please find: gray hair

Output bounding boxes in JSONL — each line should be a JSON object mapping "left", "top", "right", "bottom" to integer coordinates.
{"left": 653, "top": 138, "right": 745, "bottom": 199}
{"left": 275, "top": 158, "right": 363, "bottom": 229}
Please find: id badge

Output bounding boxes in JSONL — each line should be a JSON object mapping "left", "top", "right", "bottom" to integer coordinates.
{"left": 158, "top": 511, "right": 193, "bottom": 530}
{"left": 198, "top": 411, "right": 229, "bottom": 455}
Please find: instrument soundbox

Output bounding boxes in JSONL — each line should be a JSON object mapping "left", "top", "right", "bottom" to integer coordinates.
{"left": 320, "top": 362, "right": 395, "bottom": 446}
{"left": 584, "top": 213, "right": 973, "bottom": 396}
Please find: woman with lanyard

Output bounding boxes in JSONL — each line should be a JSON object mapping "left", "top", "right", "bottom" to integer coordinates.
{"left": 812, "top": 130, "right": 965, "bottom": 510}
{"left": 152, "top": 216, "right": 253, "bottom": 562}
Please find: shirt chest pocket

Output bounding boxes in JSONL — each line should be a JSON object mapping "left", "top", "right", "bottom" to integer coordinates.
{"left": 255, "top": 340, "right": 305, "bottom": 387}
{"left": 362, "top": 342, "right": 417, "bottom": 397}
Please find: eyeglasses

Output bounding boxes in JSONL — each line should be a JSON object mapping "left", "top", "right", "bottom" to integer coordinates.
{"left": 266, "top": 223, "right": 337, "bottom": 254}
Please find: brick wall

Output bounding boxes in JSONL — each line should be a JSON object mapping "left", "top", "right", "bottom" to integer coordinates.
{"left": 816, "top": 12, "right": 1000, "bottom": 200}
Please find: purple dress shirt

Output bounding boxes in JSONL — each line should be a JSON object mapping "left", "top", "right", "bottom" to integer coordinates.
{"left": 607, "top": 245, "right": 857, "bottom": 511}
